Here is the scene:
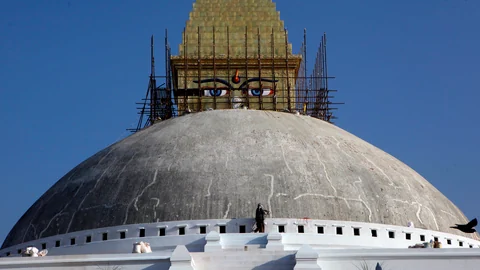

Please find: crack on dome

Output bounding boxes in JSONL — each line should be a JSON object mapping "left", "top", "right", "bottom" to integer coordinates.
{"left": 66, "top": 162, "right": 113, "bottom": 234}
{"left": 205, "top": 178, "right": 213, "bottom": 197}
{"left": 392, "top": 199, "right": 441, "bottom": 229}
{"left": 110, "top": 152, "right": 139, "bottom": 200}
{"left": 362, "top": 153, "right": 404, "bottom": 190}
{"left": 280, "top": 144, "right": 293, "bottom": 174}
{"left": 331, "top": 136, "right": 354, "bottom": 160}
{"left": 402, "top": 176, "right": 412, "bottom": 191}
{"left": 23, "top": 189, "right": 59, "bottom": 242}
{"left": 167, "top": 144, "right": 178, "bottom": 172}
{"left": 123, "top": 169, "right": 158, "bottom": 225}
{"left": 223, "top": 202, "right": 232, "bottom": 219}
{"left": 294, "top": 193, "right": 372, "bottom": 222}
{"left": 151, "top": 198, "right": 160, "bottom": 220}
{"left": 350, "top": 177, "right": 372, "bottom": 222}
{"left": 265, "top": 174, "right": 275, "bottom": 218}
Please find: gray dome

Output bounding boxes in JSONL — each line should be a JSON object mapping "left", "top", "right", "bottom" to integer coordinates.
{"left": 2, "top": 110, "right": 472, "bottom": 248}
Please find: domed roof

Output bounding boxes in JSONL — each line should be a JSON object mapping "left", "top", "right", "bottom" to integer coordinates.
{"left": 2, "top": 110, "right": 472, "bottom": 248}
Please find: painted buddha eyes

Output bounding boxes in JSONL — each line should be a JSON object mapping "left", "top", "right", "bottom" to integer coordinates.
{"left": 248, "top": 88, "right": 274, "bottom": 97}
{"left": 204, "top": 89, "right": 229, "bottom": 97}
{"left": 203, "top": 89, "right": 274, "bottom": 97}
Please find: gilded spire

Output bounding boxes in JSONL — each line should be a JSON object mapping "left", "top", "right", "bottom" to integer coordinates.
{"left": 176, "top": 0, "right": 295, "bottom": 58}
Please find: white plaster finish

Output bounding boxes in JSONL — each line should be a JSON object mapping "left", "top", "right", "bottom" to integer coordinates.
{"left": 2, "top": 248, "right": 480, "bottom": 270}
{"left": 0, "top": 252, "right": 171, "bottom": 269}
{"left": 190, "top": 250, "right": 296, "bottom": 270}
{"left": 316, "top": 248, "right": 480, "bottom": 270}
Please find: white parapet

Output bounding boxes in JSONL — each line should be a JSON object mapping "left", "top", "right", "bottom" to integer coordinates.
{"left": 169, "top": 245, "right": 196, "bottom": 270}
{"left": 2, "top": 218, "right": 480, "bottom": 259}
{"left": 266, "top": 231, "right": 284, "bottom": 251}
{"left": 204, "top": 231, "right": 222, "bottom": 252}
{"left": 294, "top": 245, "right": 321, "bottom": 270}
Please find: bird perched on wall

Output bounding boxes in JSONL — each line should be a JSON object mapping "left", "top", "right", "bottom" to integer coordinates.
{"left": 450, "top": 218, "right": 477, "bottom": 233}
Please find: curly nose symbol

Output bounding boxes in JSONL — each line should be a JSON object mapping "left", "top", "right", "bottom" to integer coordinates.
{"left": 232, "top": 96, "right": 244, "bottom": 109}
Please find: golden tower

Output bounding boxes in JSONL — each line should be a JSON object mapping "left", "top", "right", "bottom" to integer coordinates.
{"left": 170, "top": 0, "right": 303, "bottom": 113}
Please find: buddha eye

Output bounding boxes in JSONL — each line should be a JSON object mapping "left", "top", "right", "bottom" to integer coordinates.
{"left": 204, "top": 89, "right": 229, "bottom": 97}
{"left": 248, "top": 88, "right": 274, "bottom": 97}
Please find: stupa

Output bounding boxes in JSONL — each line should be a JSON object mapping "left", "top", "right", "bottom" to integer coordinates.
{"left": 1, "top": 1, "right": 479, "bottom": 269}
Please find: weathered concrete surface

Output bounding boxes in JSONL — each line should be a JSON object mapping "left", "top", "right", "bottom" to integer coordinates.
{"left": 1, "top": 110, "right": 473, "bottom": 248}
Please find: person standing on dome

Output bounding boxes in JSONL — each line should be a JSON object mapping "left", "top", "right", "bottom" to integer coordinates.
{"left": 254, "top": 203, "right": 270, "bottom": 233}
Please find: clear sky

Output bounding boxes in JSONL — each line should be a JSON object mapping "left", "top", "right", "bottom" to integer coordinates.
{"left": 0, "top": 0, "right": 479, "bottom": 244}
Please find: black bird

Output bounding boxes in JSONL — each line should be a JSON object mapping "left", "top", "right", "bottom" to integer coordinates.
{"left": 450, "top": 218, "right": 477, "bottom": 233}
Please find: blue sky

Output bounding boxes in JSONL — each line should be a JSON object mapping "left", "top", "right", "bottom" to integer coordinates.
{"left": 0, "top": 0, "right": 479, "bottom": 244}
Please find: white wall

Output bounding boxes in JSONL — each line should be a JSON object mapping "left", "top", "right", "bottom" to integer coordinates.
{"left": 0, "top": 253, "right": 171, "bottom": 270}
{"left": 317, "top": 248, "right": 480, "bottom": 270}
{"left": 1, "top": 218, "right": 478, "bottom": 258}
{"left": 1, "top": 247, "right": 480, "bottom": 270}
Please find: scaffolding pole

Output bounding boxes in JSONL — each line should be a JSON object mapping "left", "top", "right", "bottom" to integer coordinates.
{"left": 129, "top": 29, "right": 343, "bottom": 133}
